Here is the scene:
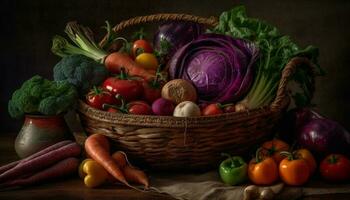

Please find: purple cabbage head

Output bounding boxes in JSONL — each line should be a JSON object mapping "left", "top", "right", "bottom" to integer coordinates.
{"left": 168, "top": 33, "right": 259, "bottom": 103}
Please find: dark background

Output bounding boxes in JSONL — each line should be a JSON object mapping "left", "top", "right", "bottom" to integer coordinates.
{"left": 1, "top": 0, "right": 350, "bottom": 133}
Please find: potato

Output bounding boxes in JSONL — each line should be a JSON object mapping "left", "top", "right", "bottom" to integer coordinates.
{"left": 161, "top": 79, "right": 197, "bottom": 105}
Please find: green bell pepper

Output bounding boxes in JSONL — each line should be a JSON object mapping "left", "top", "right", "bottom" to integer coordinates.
{"left": 219, "top": 153, "right": 247, "bottom": 185}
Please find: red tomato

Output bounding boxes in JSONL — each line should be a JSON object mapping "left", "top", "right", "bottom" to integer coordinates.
{"left": 132, "top": 40, "right": 153, "bottom": 57}
{"left": 107, "top": 107, "right": 119, "bottom": 113}
{"left": 86, "top": 87, "right": 116, "bottom": 110}
{"left": 127, "top": 101, "right": 152, "bottom": 115}
{"left": 141, "top": 78, "right": 162, "bottom": 104}
{"left": 102, "top": 72, "right": 143, "bottom": 102}
{"left": 320, "top": 154, "right": 350, "bottom": 182}
{"left": 202, "top": 103, "right": 223, "bottom": 116}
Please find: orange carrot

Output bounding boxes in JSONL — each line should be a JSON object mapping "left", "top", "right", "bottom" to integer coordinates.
{"left": 111, "top": 151, "right": 127, "bottom": 168}
{"left": 84, "top": 134, "right": 129, "bottom": 186}
{"left": 123, "top": 165, "right": 149, "bottom": 188}
{"left": 111, "top": 151, "right": 149, "bottom": 188}
{"left": 104, "top": 52, "right": 155, "bottom": 80}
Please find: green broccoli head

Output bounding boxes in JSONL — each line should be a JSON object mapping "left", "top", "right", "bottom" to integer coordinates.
{"left": 8, "top": 75, "right": 78, "bottom": 119}
{"left": 38, "top": 81, "right": 77, "bottom": 116}
{"left": 53, "top": 54, "right": 108, "bottom": 96}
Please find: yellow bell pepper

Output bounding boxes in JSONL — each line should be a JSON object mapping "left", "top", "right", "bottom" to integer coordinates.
{"left": 78, "top": 158, "right": 109, "bottom": 188}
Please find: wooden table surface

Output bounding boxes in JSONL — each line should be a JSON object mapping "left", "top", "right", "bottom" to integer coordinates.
{"left": 0, "top": 133, "right": 349, "bottom": 200}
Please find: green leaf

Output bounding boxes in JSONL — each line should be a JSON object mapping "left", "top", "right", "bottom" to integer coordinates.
{"left": 211, "top": 6, "right": 324, "bottom": 109}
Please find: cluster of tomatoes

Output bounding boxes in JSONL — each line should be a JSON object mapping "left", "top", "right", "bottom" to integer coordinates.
{"left": 220, "top": 139, "right": 350, "bottom": 187}
{"left": 85, "top": 37, "right": 162, "bottom": 115}
{"left": 250, "top": 139, "right": 350, "bottom": 185}
{"left": 248, "top": 139, "right": 315, "bottom": 186}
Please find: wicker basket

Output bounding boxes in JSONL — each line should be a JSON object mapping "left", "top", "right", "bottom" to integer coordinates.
{"left": 77, "top": 13, "right": 317, "bottom": 171}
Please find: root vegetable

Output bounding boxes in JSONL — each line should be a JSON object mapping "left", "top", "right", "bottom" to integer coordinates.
{"left": 0, "top": 140, "right": 72, "bottom": 175}
{"left": 152, "top": 98, "right": 175, "bottom": 116}
{"left": 0, "top": 157, "right": 79, "bottom": 188}
{"left": 243, "top": 183, "right": 284, "bottom": 200}
{"left": 0, "top": 142, "right": 81, "bottom": 182}
{"left": 161, "top": 79, "right": 197, "bottom": 104}
{"left": 111, "top": 151, "right": 149, "bottom": 188}
{"left": 104, "top": 52, "right": 155, "bottom": 80}
{"left": 173, "top": 101, "right": 201, "bottom": 117}
{"left": 0, "top": 162, "right": 18, "bottom": 175}
{"left": 84, "top": 134, "right": 129, "bottom": 186}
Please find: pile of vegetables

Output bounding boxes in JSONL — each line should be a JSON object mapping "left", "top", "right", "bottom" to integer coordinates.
{"left": 82, "top": 134, "right": 149, "bottom": 189}
{"left": 219, "top": 138, "right": 350, "bottom": 188}
{"left": 47, "top": 5, "right": 324, "bottom": 117}
{"left": 217, "top": 107, "right": 350, "bottom": 187}
{"left": 5, "top": 4, "right": 350, "bottom": 191}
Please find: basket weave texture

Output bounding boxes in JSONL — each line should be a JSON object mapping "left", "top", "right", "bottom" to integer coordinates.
{"left": 78, "top": 13, "right": 316, "bottom": 171}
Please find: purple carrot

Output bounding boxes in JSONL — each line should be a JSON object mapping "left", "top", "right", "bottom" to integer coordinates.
{"left": 0, "top": 140, "right": 73, "bottom": 175}
{"left": 0, "top": 162, "right": 19, "bottom": 175}
{"left": 0, "top": 142, "right": 81, "bottom": 182}
{"left": 0, "top": 157, "right": 79, "bottom": 188}
{"left": 21, "top": 140, "right": 74, "bottom": 162}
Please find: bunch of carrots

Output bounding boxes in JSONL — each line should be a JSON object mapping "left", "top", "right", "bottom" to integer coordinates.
{"left": 84, "top": 133, "right": 149, "bottom": 189}
{"left": 0, "top": 134, "right": 148, "bottom": 190}
{"left": 0, "top": 141, "right": 81, "bottom": 189}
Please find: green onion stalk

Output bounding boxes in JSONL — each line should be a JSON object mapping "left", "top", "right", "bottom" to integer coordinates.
{"left": 51, "top": 21, "right": 120, "bottom": 63}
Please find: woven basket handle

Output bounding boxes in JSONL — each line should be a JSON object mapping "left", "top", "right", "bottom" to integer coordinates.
{"left": 270, "top": 57, "right": 317, "bottom": 111}
{"left": 99, "top": 13, "right": 218, "bottom": 45}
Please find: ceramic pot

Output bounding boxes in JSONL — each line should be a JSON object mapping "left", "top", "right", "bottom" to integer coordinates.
{"left": 14, "top": 114, "right": 71, "bottom": 158}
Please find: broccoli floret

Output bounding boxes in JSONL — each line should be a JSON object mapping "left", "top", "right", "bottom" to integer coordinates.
{"left": 53, "top": 54, "right": 108, "bottom": 96}
{"left": 8, "top": 75, "right": 77, "bottom": 119}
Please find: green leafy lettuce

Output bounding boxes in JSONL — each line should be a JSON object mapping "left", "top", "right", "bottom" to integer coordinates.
{"left": 211, "top": 6, "right": 324, "bottom": 108}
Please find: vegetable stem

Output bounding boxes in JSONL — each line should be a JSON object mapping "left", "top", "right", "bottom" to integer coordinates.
{"left": 255, "top": 148, "right": 263, "bottom": 163}
{"left": 221, "top": 153, "right": 241, "bottom": 168}
{"left": 119, "top": 68, "right": 127, "bottom": 80}
{"left": 329, "top": 155, "right": 338, "bottom": 164}
{"left": 151, "top": 74, "right": 161, "bottom": 88}
{"left": 52, "top": 22, "right": 108, "bottom": 63}
{"left": 280, "top": 151, "right": 293, "bottom": 160}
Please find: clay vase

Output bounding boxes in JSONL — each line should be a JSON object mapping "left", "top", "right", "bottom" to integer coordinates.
{"left": 14, "top": 114, "right": 71, "bottom": 158}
